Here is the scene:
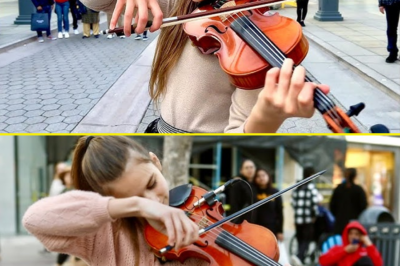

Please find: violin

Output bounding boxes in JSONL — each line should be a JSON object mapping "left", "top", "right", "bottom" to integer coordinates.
{"left": 143, "top": 170, "right": 326, "bottom": 265}
{"left": 106, "top": 0, "right": 372, "bottom": 133}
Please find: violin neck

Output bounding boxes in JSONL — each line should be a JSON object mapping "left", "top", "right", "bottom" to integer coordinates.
{"left": 229, "top": 16, "right": 335, "bottom": 115}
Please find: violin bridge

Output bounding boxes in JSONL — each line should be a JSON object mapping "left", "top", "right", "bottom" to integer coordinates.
{"left": 198, "top": 216, "right": 210, "bottom": 229}
{"left": 219, "top": 1, "right": 237, "bottom": 22}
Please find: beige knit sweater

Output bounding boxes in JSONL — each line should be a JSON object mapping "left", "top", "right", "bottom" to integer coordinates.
{"left": 23, "top": 190, "right": 210, "bottom": 266}
{"left": 82, "top": 0, "right": 264, "bottom": 133}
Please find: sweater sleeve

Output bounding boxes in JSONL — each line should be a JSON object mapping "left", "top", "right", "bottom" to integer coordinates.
{"left": 366, "top": 245, "right": 383, "bottom": 266}
{"left": 23, "top": 190, "right": 115, "bottom": 260}
{"left": 224, "top": 87, "right": 261, "bottom": 133}
{"left": 319, "top": 246, "right": 348, "bottom": 266}
{"left": 275, "top": 191, "right": 284, "bottom": 233}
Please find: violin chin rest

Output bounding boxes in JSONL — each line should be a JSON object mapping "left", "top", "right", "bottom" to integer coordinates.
{"left": 169, "top": 184, "right": 193, "bottom": 207}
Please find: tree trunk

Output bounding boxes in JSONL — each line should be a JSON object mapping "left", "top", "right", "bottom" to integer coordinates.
{"left": 162, "top": 136, "right": 193, "bottom": 188}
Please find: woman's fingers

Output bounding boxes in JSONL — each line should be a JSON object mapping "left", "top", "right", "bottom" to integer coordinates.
{"left": 163, "top": 216, "right": 175, "bottom": 247}
{"left": 172, "top": 214, "right": 184, "bottom": 250}
{"left": 111, "top": 0, "right": 126, "bottom": 30}
{"left": 287, "top": 65, "right": 306, "bottom": 115}
{"left": 124, "top": 0, "right": 135, "bottom": 36}
{"left": 276, "top": 58, "right": 294, "bottom": 104}
{"left": 297, "top": 82, "right": 318, "bottom": 117}
{"left": 135, "top": 0, "right": 149, "bottom": 33}
{"left": 148, "top": 0, "right": 163, "bottom": 32}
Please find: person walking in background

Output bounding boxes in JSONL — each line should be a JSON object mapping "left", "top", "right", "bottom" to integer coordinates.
{"left": 379, "top": 0, "right": 400, "bottom": 63}
{"left": 32, "top": 0, "right": 57, "bottom": 43}
{"left": 291, "top": 167, "right": 319, "bottom": 266}
{"left": 69, "top": 0, "right": 80, "bottom": 34}
{"left": 55, "top": 0, "right": 70, "bottom": 39}
{"left": 330, "top": 168, "right": 368, "bottom": 235}
{"left": 296, "top": 0, "right": 309, "bottom": 27}
{"left": 227, "top": 159, "right": 257, "bottom": 224}
{"left": 319, "top": 221, "right": 383, "bottom": 266}
{"left": 135, "top": 30, "right": 148, "bottom": 41}
{"left": 78, "top": 1, "right": 100, "bottom": 38}
{"left": 253, "top": 168, "right": 284, "bottom": 241}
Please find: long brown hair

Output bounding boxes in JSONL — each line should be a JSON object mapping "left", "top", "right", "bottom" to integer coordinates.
{"left": 149, "top": 0, "right": 199, "bottom": 102}
{"left": 71, "top": 136, "right": 152, "bottom": 266}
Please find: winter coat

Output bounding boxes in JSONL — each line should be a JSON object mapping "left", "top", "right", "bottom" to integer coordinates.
{"left": 319, "top": 221, "right": 383, "bottom": 266}
{"left": 32, "top": 0, "right": 54, "bottom": 7}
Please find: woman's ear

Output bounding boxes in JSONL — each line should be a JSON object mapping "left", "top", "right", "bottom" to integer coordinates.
{"left": 149, "top": 152, "right": 162, "bottom": 171}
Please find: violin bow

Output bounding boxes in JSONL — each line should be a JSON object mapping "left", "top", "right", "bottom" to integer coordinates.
{"left": 159, "top": 169, "right": 326, "bottom": 254}
{"left": 102, "top": 0, "right": 289, "bottom": 35}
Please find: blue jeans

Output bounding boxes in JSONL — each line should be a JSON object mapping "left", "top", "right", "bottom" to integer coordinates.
{"left": 385, "top": 2, "right": 400, "bottom": 54}
{"left": 55, "top": 1, "right": 70, "bottom": 32}
{"left": 36, "top": 5, "right": 52, "bottom": 37}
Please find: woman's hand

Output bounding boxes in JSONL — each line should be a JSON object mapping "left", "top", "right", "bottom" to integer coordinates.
{"left": 277, "top": 233, "right": 284, "bottom": 242}
{"left": 37, "top": 6, "right": 43, "bottom": 11}
{"left": 379, "top": 6, "right": 385, "bottom": 14}
{"left": 140, "top": 199, "right": 200, "bottom": 250}
{"left": 245, "top": 58, "right": 330, "bottom": 133}
{"left": 110, "top": 0, "right": 163, "bottom": 37}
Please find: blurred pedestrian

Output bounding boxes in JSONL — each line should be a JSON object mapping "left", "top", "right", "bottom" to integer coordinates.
{"left": 79, "top": 1, "right": 100, "bottom": 39}
{"left": 135, "top": 30, "right": 148, "bottom": 41}
{"left": 253, "top": 168, "right": 284, "bottom": 241}
{"left": 319, "top": 221, "right": 383, "bottom": 266}
{"left": 31, "top": 0, "right": 57, "bottom": 43}
{"left": 296, "top": 0, "right": 309, "bottom": 27}
{"left": 227, "top": 159, "right": 257, "bottom": 224}
{"left": 291, "top": 167, "right": 319, "bottom": 266}
{"left": 379, "top": 0, "right": 400, "bottom": 63}
{"left": 69, "top": 0, "right": 80, "bottom": 34}
{"left": 49, "top": 162, "right": 67, "bottom": 197}
{"left": 55, "top": 0, "right": 70, "bottom": 39}
{"left": 330, "top": 168, "right": 368, "bottom": 235}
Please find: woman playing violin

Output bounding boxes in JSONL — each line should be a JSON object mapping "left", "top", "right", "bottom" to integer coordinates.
{"left": 23, "top": 136, "right": 292, "bottom": 265}
{"left": 80, "top": 0, "right": 330, "bottom": 133}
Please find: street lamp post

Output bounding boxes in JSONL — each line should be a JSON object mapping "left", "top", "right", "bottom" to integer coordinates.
{"left": 14, "top": 0, "right": 36, "bottom": 25}
{"left": 314, "top": 0, "right": 343, "bottom": 21}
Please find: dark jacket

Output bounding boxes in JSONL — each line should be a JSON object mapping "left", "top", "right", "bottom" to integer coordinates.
{"left": 319, "top": 221, "right": 383, "bottom": 266}
{"left": 32, "top": 0, "right": 54, "bottom": 7}
{"left": 253, "top": 186, "right": 283, "bottom": 235}
{"left": 226, "top": 175, "right": 256, "bottom": 224}
{"left": 330, "top": 181, "right": 367, "bottom": 234}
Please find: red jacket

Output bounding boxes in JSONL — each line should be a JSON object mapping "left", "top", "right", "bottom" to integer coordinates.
{"left": 55, "top": 0, "right": 69, "bottom": 3}
{"left": 319, "top": 221, "right": 383, "bottom": 266}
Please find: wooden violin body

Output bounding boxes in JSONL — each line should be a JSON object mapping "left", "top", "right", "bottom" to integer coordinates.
{"left": 144, "top": 186, "right": 280, "bottom": 266}
{"left": 184, "top": 2, "right": 309, "bottom": 89}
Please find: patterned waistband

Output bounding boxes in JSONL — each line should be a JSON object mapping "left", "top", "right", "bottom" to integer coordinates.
{"left": 157, "top": 116, "right": 190, "bottom": 133}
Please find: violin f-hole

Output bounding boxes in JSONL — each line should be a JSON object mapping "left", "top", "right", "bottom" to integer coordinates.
{"left": 193, "top": 240, "right": 209, "bottom": 249}
{"left": 205, "top": 25, "right": 228, "bottom": 34}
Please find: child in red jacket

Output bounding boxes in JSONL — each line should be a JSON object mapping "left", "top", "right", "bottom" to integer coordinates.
{"left": 319, "top": 221, "right": 383, "bottom": 266}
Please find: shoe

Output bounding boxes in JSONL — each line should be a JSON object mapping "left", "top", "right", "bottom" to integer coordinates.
{"left": 142, "top": 36, "right": 148, "bottom": 41}
{"left": 47, "top": 35, "right": 57, "bottom": 40}
{"left": 82, "top": 35, "right": 89, "bottom": 39}
{"left": 300, "top": 21, "right": 306, "bottom": 27}
{"left": 135, "top": 34, "right": 142, "bottom": 40}
{"left": 120, "top": 35, "right": 126, "bottom": 39}
{"left": 64, "top": 32, "right": 70, "bottom": 38}
{"left": 290, "top": 255, "right": 304, "bottom": 266}
{"left": 90, "top": 30, "right": 93, "bottom": 35}
{"left": 386, "top": 53, "right": 398, "bottom": 63}
{"left": 74, "top": 29, "right": 79, "bottom": 34}
{"left": 94, "top": 34, "right": 99, "bottom": 38}
{"left": 58, "top": 32, "right": 63, "bottom": 39}
{"left": 107, "top": 34, "right": 113, "bottom": 39}
{"left": 38, "top": 37, "right": 44, "bottom": 43}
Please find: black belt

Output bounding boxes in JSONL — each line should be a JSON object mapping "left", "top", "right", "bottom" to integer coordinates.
{"left": 144, "top": 117, "right": 190, "bottom": 133}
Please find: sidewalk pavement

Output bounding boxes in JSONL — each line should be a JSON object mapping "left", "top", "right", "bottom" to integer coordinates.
{"left": 0, "top": 0, "right": 399, "bottom": 133}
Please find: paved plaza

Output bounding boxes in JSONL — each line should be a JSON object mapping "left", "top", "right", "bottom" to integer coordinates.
{"left": 0, "top": 0, "right": 399, "bottom": 133}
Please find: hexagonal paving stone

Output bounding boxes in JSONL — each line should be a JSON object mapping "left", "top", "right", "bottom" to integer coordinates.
{"left": 5, "top": 123, "right": 27, "bottom": 133}
{"left": 41, "top": 98, "right": 59, "bottom": 105}
{"left": 25, "top": 116, "right": 46, "bottom": 125}
{"left": 57, "top": 98, "right": 75, "bottom": 105}
{"left": 44, "top": 116, "right": 65, "bottom": 124}
{"left": 46, "top": 122, "right": 68, "bottom": 132}
{"left": 25, "top": 123, "right": 49, "bottom": 132}
{"left": 5, "top": 110, "right": 26, "bottom": 118}
{"left": 40, "top": 93, "right": 57, "bottom": 100}
{"left": 24, "top": 110, "right": 45, "bottom": 118}
{"left": 43, "top": 110, "right": 63, "bottom": 117}
{"left": 24, "top": 104, "right": 43, "bottom": 111}
{"left": 23, "top": 93, "right": 42, "bottom": 100}
{"left": 8, "top": 99, "right": 25, "bottom": 105}
{"left": 64, "top": 115, "right": 83, "bottom": 124}
{"left": 8, "top": 104, "right": 25, "bottom": 111}
{"left": 7, "top": 94, "right": 25, "bottom": 100}
{"left": 42, "top": 104, "right": 60, "bottom": 111}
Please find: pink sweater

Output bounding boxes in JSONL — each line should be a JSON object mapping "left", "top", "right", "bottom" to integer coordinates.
{"left": 23, "top": 191, "right": 209, "bottom": 266}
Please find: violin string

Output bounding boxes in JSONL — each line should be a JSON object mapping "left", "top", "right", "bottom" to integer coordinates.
{"left": 227, "top": 11, "right": 342, "bottom": 124}
{"left": 186, "top": 212, "right": 279, "bottom": 266}
{"left": 231, "top": 12, "right": 344, "bottom": 125}
{"left": 220, "top": 11, "right": 343, "bottom": 126}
